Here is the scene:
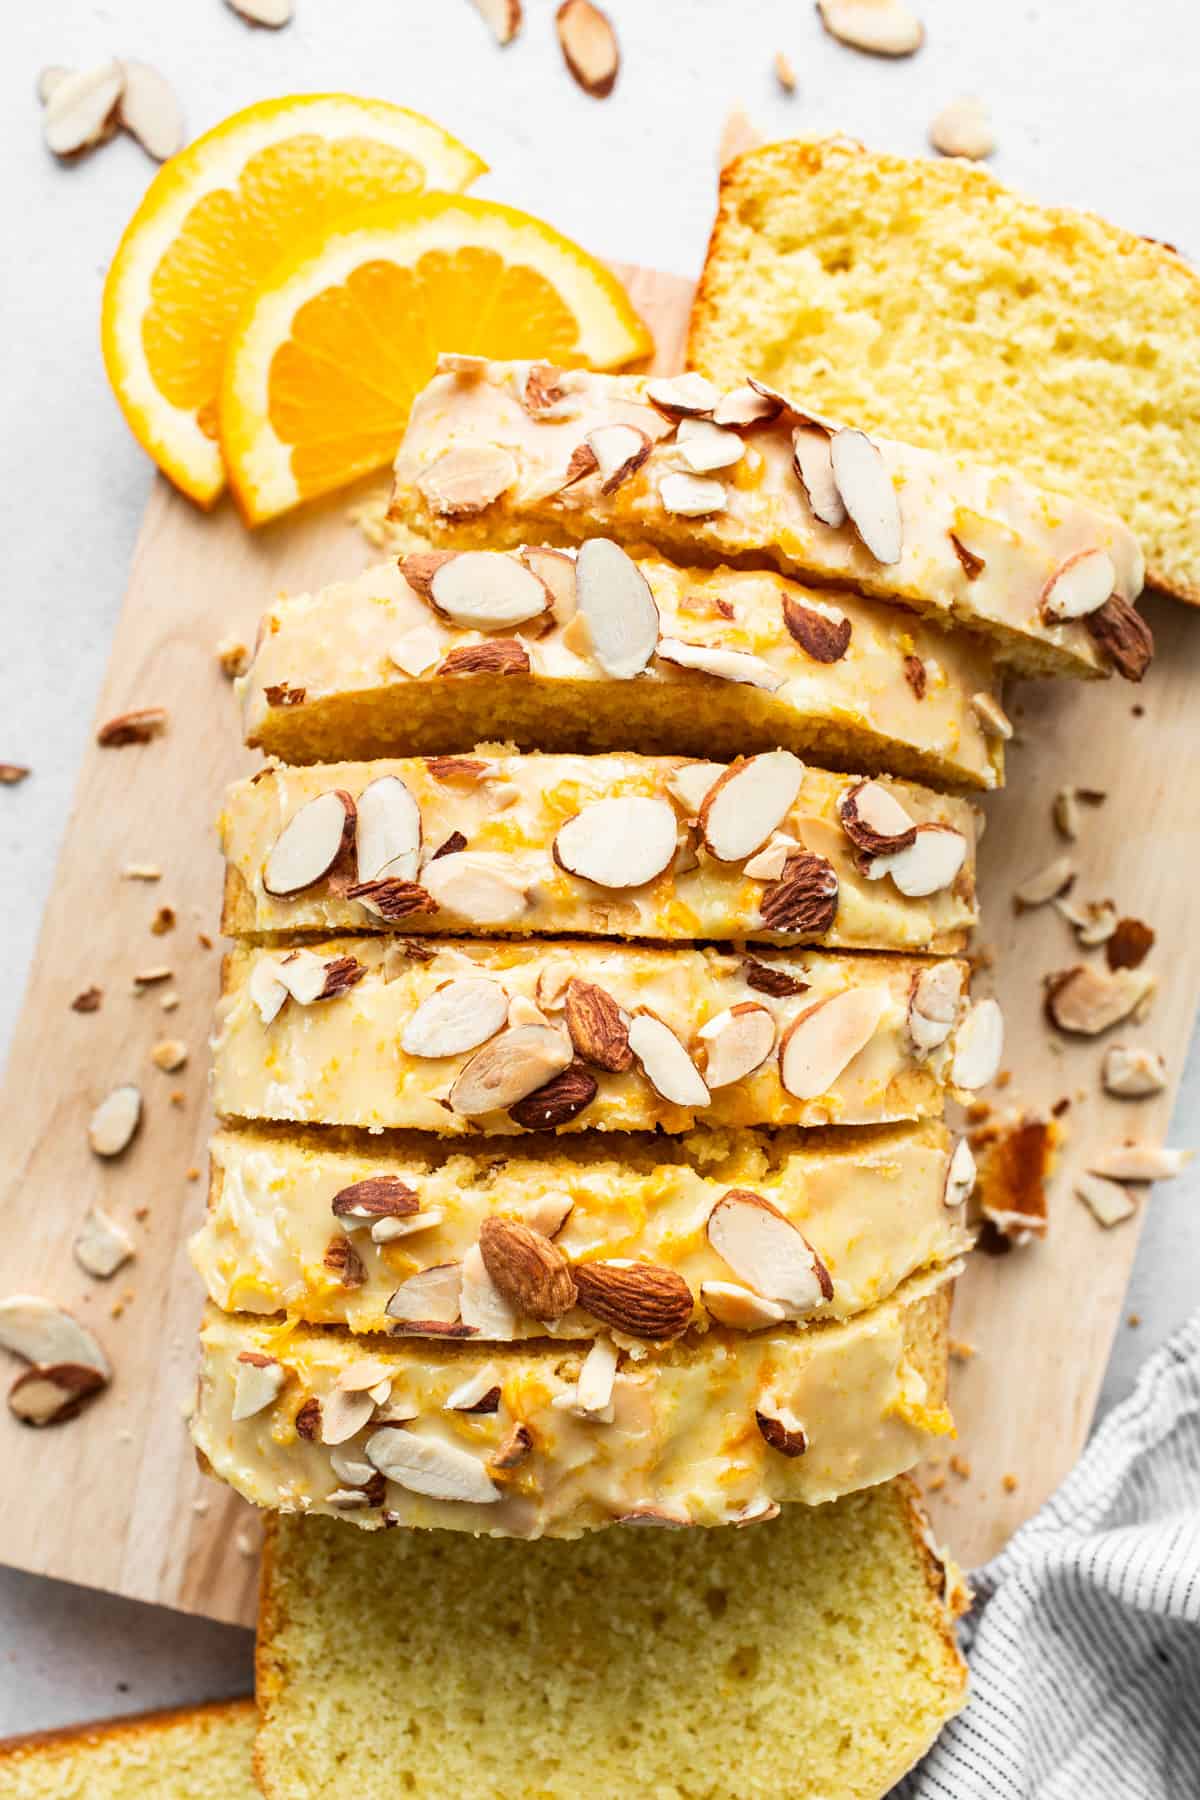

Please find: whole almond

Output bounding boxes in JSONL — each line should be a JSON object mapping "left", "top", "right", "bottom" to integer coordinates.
{"left": 573, "top": 1261, "right": 693, "bottom": 1340}
{"left": 758, "top": 852, "right": 839, "bottom": 934}
{"left": 564, "top": 978, "right": 633, "bottom": 1072}
{"left": 437, "top": 639, "right": 531, "bottom": 678}
{"left": 478, "top": 1216, "right": 577, "bottom": 1320}
{"left": 507, "top": 1061, "right": 598, "bottom": 1129}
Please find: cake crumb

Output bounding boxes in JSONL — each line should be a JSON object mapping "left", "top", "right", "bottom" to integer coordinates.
{"left": 170, "top": 1088, "right": 186, "bottom": 1107}
{"left": 150, "top": 905, "right": 176, "bottom": 935}
{"left": 1002, "top": 1473, "right": 1018, "bottom": 1493}
{"left": 1128, "top": 1312, "right": 1141, "bottom": 1328}
{"left": 198, "top": 931, "right": 214, "bottom": 950}
{"left": 949, "top": 1454, "right": 972, "bottom": 1480}
{"left": 925, "top": 1474, "right": 946, "bottom": 1492}
{"left": 948, "top": 1339, "right": 977, "bottom": 1362}
{"left": 186, "top": 1165, "right": 200, "bottom": 1181}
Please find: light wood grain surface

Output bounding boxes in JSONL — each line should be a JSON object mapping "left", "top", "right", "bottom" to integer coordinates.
{"left": 0, "top": 266, "right": 1190, "bottom": 1624}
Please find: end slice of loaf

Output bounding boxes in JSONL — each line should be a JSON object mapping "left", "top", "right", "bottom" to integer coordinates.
{"left": 689, "top": 135, "right": 1195, "bottom": 604}
{"left": 254, "top": 1479, "right": 967, "bottom": 1800}
{"left": 0, "top": 1699, "right": 256, "bottom": 1799}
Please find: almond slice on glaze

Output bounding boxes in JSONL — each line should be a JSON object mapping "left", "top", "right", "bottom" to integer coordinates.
{"left": 573, "top": 1261, "right": 693, "bottom": 1340}
{"left": 712, "top": 384, "right": 782, "bottom": 428}
{"left": 390, "top": 624, "right": 444, "bottom": 677}
{"left": 1040, "top": 548, "right": 1115, "bottom": 622}
{"left": 449, "top": 1024, "right": 574, "bottom": 1117}
{"left": 951, "top": 997, "right": 1004, "bottom": 1089}
{"left": 420, "top": 852, "right": 530, "bottom": 925}
{"left": 908, "top": 962, "right": 964, "bottom": 1054}
{"left": 627, "top": 1013, "right": 711, "bottom": 1108}
{"left": 401, "top": 977, "right": 510, "bottom": 1059}
{"left": 817, "top": 0, "right": 924, "bottom": 57}
{"left": 1045, "top": 966, "right": 1155, "bottom": 1036}
{"left": 263, "top": 789, "right": 356, "bottom": 895}
{"left": 707, "top": 1190, "right": 832, "bottom": 1312}
{"left": 755, "top": 1401, "right": 808, "bottom": 1457}
{"left": 572, "top": 1335, "right": 619, "bottom": 1416}
{"left": 443, "top": 1370, "right": 502, "bottom": 1414}
{"left": 478, "top": 1216, "right": 577, "bottom": 1319}
{"left": 943, "top": 1137, "right": 977, "bottom": 1208}
{"left": 417, "top": 446, "right": 517, "bottom": 516}
{"left": 742, "top": 834, "right": 796, "bottom": 881}
{"left": 700, "top": 1281, "right": 787, "bottom": 1330}
{"left": 574, "top": 539, "right": 660, "bottom": 678}
{"left": 458, "top": 1243, "right": 520, "bottom": 1338}
{"left": 656, "top": 638, "right": 783, "bottom": 691}
{"left": 553, "top": 795, "right": 678, "bottom": 888}
{"left": 564, "top": 978, "right": 633, "bottom": 1072}
{"left": 779, "top": 987, "right": 887, "bottom": 1100}
{"left": 645, "top": 373, "right": 720, "bottom": 418}
{"left": 676, "top": 419, "right": 745, "bottom": 473}
{"left": 426, "top": 552, "right": 550, "bottom": 631}
{"left": 792, "top": 425, "right": 847, "bottom": 527}
{"left": 838, "top": 779, "right": 917, "bottom": 856}
{"left": 385, "top": 1263, "right": 464, "bottom": 1327}
{"left": 521, "top": 547, "right": 577, "bottom": 624}
{"left": 658, "top": 472, "right": 727, "bottom": 516}
{"left": 355, "top": 775, "right": 421, "bottom": 884}
{"left": 365, "top": 1426, "right": 500, "bottom": 1504}
{"left": 865, "top": 823, "right": 966, "bottom": 897}
{"left": 665, "top": 760, "right": 726, "bottom": 817}
{"left": 0, "top": 1296, "right": 110, "bottom": 1379}
{"left": 1102, "top": 1045, "right": 1167, "bottom": 1098}
{"left": 248, "top": 958, "right": 289, "bottom": 1025}
{"left": 319, "top": 1387, "right": 377, "bottom": 1447}
{"left": 971, "top": 691, "right": 1013, "bottom": 740}
{"left": 697, "top": 1004, "right": 776, "bottom": 1088}
{"left": 584, "top": 424, "right": 652, "bottom": 493}
{"left": 781, "top": 595, "right": 853, "bottom": 663}
{"left": 698, "top": 751, "right": 805, "bottom": 862}
{"left": 555, "top": 0, "right": 620, "bottom": 99}
{"left": 829, "top": 428, "right": 903, "bottom": 563}
{"left": 9, "top": 1364, "right": 107, "bottom": 1427}
{"left": 335, "top": 1357, "right": 397, "bottom": 1394}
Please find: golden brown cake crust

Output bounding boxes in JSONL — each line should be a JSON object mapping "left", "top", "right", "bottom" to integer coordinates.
{"left": 0, "top": 1698, "right": 256, "bottom": 1768}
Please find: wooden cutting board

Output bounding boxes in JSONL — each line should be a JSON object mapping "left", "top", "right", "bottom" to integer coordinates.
{"left": 0, "top": 266, "right": 1194, "bottom": 1628}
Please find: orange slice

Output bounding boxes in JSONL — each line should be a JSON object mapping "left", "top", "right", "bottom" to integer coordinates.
{"left": 101, "top": 95, "right": 485, "bottom": 506}
{"left": 218, "top": 194, "right": 653, "bottom": 525}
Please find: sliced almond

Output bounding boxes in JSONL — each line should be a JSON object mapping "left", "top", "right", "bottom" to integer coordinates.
{"left": 390, "top": 624, "right": 444, "bottom": 677}
{"left": 372, "top": 1208, "right": 444, "bottom": 1245}
{"left": 616, "top": 1505, "right": 692, "bottom": 1527}
{"left": 743, "top": 834, "right": 797, "bottom": 881}
{"left": 1045, "top": 966, "right": 1155, "bottom": 1036}
{"left": 117, "top": 60, "right": 185, "bottom": 161}
{"left": 365, "top": 1425, "right": 500, "bottom": 1504}
{"left": 698, "top": 751, "right": 804, "bottom": 863}
{"left": 479, "top": 1216, "right": 577, "bottom": 1319}
{"left": 564, "top": 978, "right": 633, "bottom": 1072}
{"left": 712, "top": 384, "right": 781, "bottom": 428}
{"left": 971, "top": 691, "right": 1013, "bottom": 740}
{"left": 676, "top": 418, "right": 745, "bottom": 473}
{"left": 929, "top": 96, "right": 995, "bottom": 160}
{"left": 249, "top": 957, "right": 289, "bottom": 1025}
{"left": 507, "top": 994, "right": 550, "bottom": 1030}
{"left": 449, "top": 1024, "right": 574, "bottom": 1116}
{"left": 43, "top": 60, "right": 124, "bottom": 157}
{"left": 88, "top": 1084, "right": 142, "bottom": 1158}
{"left": 519, "top": 1195, "right": 574, "bottom": 1240}
{"left": 707, "top": 1190, "right": 832, "bottom": 1312}
{"left": 645, "top": 373, "right": 720, "bottom": 418}
{"left": 9, "top": 1364, "right": 106, "bottom": 1427}
{"left": 697, "top": 1004, "right": 776, "bottom": 1088}
{"left": 584, "top": 424, "right": 652, "bottom": 493}
{"left": 572, "top": 1335, "right": 619, "bottom": 1416}
{"left": 731, "top": 1497, "right": 781, "bottom": 1527}
{"left": 700, "top": 1281, "right": 787, "bottom": 1331}
{"left": 73, "top": 1207, "right": 134, "bottom": 1280}
{"left": 421, "top": 851, "right": 530, "bottom": 925}
{"left": 865, "top": 823, "right": 966, "bottom": 897}
{"left": 355, "top": 775, "right": 421, "bottom": 885}
{"left": 402, "top": 978, "right": 510, "bottom": 1059}
{"left": 0, "top": 1296, "right": 110, "bottom": 1378}
{"left": 817, "top": 0, "right": 924, "bottom": 57}
{"left": 417, "top": 446, "right": 516, "bottom": 517}
{"left": 458, "top": 1244, "right": 519, "bottom": 1337}
{"left": 575, "top": 539, "right": 660, "bottom": 678}
{"left": 658, "top": 471, "right": 727, "bottom": 516}
{"left": 1040, "top": 548, "right": 1115, "bottom": 622}
{"left": 573, "top": 1260, "right": 693, "bottom": 1340}
{"left": 779, "top": 988, "right": 887, "bottom": 1100}
{"left": 908, "top": 962, "right": 964, "bottom": 1054}
{"left": 656, "top": 637, "right": 783, "bottom": 692}
{"left": 335, "top": 1357, "right": 396, "bottom": 1393}
{"left": 37, "top": 66, "right": 70, "bottom": 105}
{"left": 1075, "top": 1172, "right": 1136, "bottom": 1228}
{"left": 521, "top": 547, "right": 577, "bottom": 625}
{"left": 444, "top": 1370, "right": 502, "bottom": 1414}
{"left": 755, "top": 1401, "right": 808, "bottom": 1457}
{"left": 330, "top": 1444, "right": 378, "bottom": 1487}
{"left": 1088, "top": 1144, "right": 1192, "bottom": 1182}
{"left": 628, "top": 1013, "right": 711, "bottom": 1108}
{"left": 775, "top": 49, "right": 798, "bottom": 91}
{"left": 792, "top": 425, "right": 847, "bottom": 527}
{"left": 150, "top": 1038, "right": 187, "bottom": 1073}
{"left": 555, "top": 0, "right": 620, "bottom": 98}
{"left": 426, "top": 552, "right": 549, "bottom": 631}
{"left": 554, "top": 795, "right": 678, "bottom": 889}
{"left": 943, "top": 1137, "right": 977, "bottom": 1208}
{"left": 665, "top": 760, "right": 725, "bottom": 818}
{"left": 318, "top": 1387, "right": 376, "bottom": 1446}
{"left": 951, "top": 996, "right": 1004, "bottom": 1089}
{"left": 1052, "top": 785, "right": 1106, "bottom": 841}
{"left": 385, "top": 1263, "right": 464, "bottom": 1327}
{"left": 781, "top": 595, "right": 852, "bottom": 663}
{"left": 275, "top": 949, "right": 363, "bottom": 1005}
{"left": 263, "top": 790, "right": 355, "bottom": 896}
{"left": 1101, "top": 1045, "right": 1167, "bottom": 1099}
{"left": 829, "top": 428, "right": 902, "bottom": 563}
{"left": 1014, "top": 855, "right": 1076, "bottom": 909}
{"left": 225, "top": 0, "right": 293, "bottom": 23}
{"left": 490, "top": 1422, "right": 534, "bottom": 1469}
{"left": 838, "top": 779, "right": 917, "bottom": 856}
{"left": 470, "top": 0, "right": 522, "bottom": 44}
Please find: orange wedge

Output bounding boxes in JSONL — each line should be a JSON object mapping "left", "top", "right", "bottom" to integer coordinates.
{"left": 218, "top": 194, "right": 653, "bottom": 525}
{"left": 101, "top": 95, "right": 485, "bottom": 506}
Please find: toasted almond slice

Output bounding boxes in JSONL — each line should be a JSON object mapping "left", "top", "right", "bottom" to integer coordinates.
{"left": 519, "top": 1195, "right": 574, "bottom": 1240}
{"left": 264, "top": 790, "right": 355, "bottom": 896}
{"left": 417, "top": 446, "right": 516, "bottom": 516}
{"left": 0, "top": 1296, "right": 110, "bottom": 1378}
{"left": 1040, "top": 548, "right": 1115, "bottom": 622}
{"left": 450, "top": 1024, "right": 574, "bottom": 1116}
{"left": 676, "top": 418, "right": 745, "bottom": 473}
{"left": 743, "top": 834, "right": 797, "bottom": 881}
{"left": 656, "top": 637, "right": 783, "bottom": 691}
{"left": 385, "top": 1263, "right": 463, "bottom": 1326}
{"left": 616, "top": 1504, "right": 693, "bottom": 1527}
{"left": 697, "top": 751, "right": 804, "bottom": 863}
{"left": 555, "top": 0, "right": 620, "bottom": 98}
{"left": 838, "top": 779, "right": 917, "bottom": 856}
{"left": 929, "top": 96, "right": 994, "bottom": 160}
{"left": 1075, "top": 1172, "right": 1136, "bottom": 1227}
{"left": 507, "top": 995, "right": 550, "bottom": 1030}
{"left": 755, "top": 1401, "right": 808, "bottom": 1457}
{"left": 421, "top": 851, "right": 530, "bottom": 924}
{"left": 521, "top": 547, "right": 577, "bottom": 624}
{"left": 479, "top": 1216, "right": 577, "bottom": 1319}
{"left": 697, "top": 1004, "right": 776, "bottom": 1088}
{"left": 944, "top": 1137, "right": 977, "bottom": 1207}
{"left": 458, "top": 1244, "right": 521, "bottom": 1337}
{"left": 390, "top": 623, "right": 444, "bottom": 677}
{"left": 274, "top": 948, "right": 355, "bottom": 1006}
{"left": 88, "top": 1084, "right": 142, "bottom": 1158}
{"left": 372, "top": 1208, "right": 444, "bottom": 1245}
{"left": 73, "top": 1206, "right": 135, "bottom": 1280}
{"left": 1087, "top": 597, "right": 1154, "bottom": 682}
{"left": 712, "top": 384, "right": 781, "bottom": 428}
{"left": 758, "top": 852, "right": 839, "bottom": 935}
{"left": 564, "top": 978, "right": 633, "bottom": 1072}
{"left": 1088, "top": 1144, "right": 1193, "bottom": 1182}
{"left": 1046, "top": 966, "right": 1155, "bottom": 1036}
{"left": 645, "top": 373, "right": 720, "bottom": 418}
{"left": 707, "top": 1189, "right": 832, "bottom": 1311}
{"left": 866, "top": 823, "right": 966, "bottom": 897}
{"left": 665, "top": 759, "right": 726, "bottom": 817}
{"left": 428, "top": 551, "right": 549, "bottom": 630}
{"left": 554, "top": 795, "right": 678, "bottom": 888}
{"left": 781, "top": 595, "right": 852, "bottom": 663}
{"left": 658, "top": 471, "right": 727, "bottom": 516}
{"left": 573, "top": 1334, "right": 619, "bottom": 1416}
{"left": 444, "top": 1370, "right": 502, "bottom": 1414}
{"left": 8, "top": 1364, "right": 106, "bottom": 1427}
{"left": 573, "top": 1260, "right": 693, "bottom": 1340}
{"left": 335, "top": 1357, "right": 396, "bottom": 1394}
{"left": 628, "top": 1013, "right": 711, "bottom": 1108}
{"left": 318, "top": 1387, "right": 376, "bottom": 1446}
{"left": 365, "top": 1425, "right": 500, "bottom": 1503}
{"left": 951, "top": 996, "right": 1004, "bottom": 1089}
{"left": 908, "top": 962, "right": 964, "bottom": 1054}
{"left": 584, "top": 423, "right": 652, "bottom": 494}
{"left": 1102, "top": 1045, "right": 1167, "bottom": 1098}
{"left": 249, "top": 957, "right": 289, "bottom": 1025}
{"left": 117, "top": 60, "right": 185, "bottom": 161}
{"left": 471, "top": 0, "right": 522, "bottom": 43}
{"left": 700, "top": 1281, "right": 787, "bottom": 1330}
{"left": 575, "top": 539, "right": 660, "bottom": 678}
{"left": 779, "top": 988, "right": 887, "bottom": 1100}
{"left": 817, "top": 0, "right": 924, "bottom": 56}
{"left": 971, "top": 691, "right": 1013, "bottom": 740}
{"left": 1014, "top": 855, "right": 1076, "bottom": 908}
{"left": 792, "top": 424, "right": 847, "bottom": 527}
{"left": 355, "top": 775, "right": 421, "bottom": 885}
{"left": 534, "top": 958, "right": 576, "bottom": 1012}
{"left": 829, "top": 428, "right": 902, "bottom": 563}
{"left": 401, "top": 977, "right": 510, "bottom": 1059}
{"left": 331, "top": 1443, "right": 384, "bottom": 1488}
{"left": 43, "top": 60, "right": 124, "bottom": 157}
{"left": 731, "top": 1497, "right": 781, "bottom": 1526}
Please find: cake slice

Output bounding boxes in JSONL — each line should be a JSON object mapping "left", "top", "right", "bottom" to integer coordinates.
{"left": 220, "top": 752, "right": 980, "bottom": 953}
{"left": 0, "top": 1699, "right": 256, "bottom": 1799}
{"left": 387, "top": 356, "right": 1147, "bottom": 680}
{"left": 238, "top": 554, "right": 1005, "bottom": 789}
{"left": 689, "top": 135, "right": 1199, "bottom": 604}
{"left": 212, "top": 937, "right": 994, "bottom": 1136}
{"left": 255, "top": 1482, "right": 967, "bottom": 1800}
{"left": 192, "top": 1265, "right": 954, "bottom": 1536}
{"left": 192, "top": 1119, "right": 973, "bottom": 1338}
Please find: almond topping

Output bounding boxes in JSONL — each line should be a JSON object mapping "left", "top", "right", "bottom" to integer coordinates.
{"left": 229, "top": 1353, "right": 286, "bottom": 1421}
{"left": 439, "top": 639, "right": 532, "bottom": 679}
{"left": 571, "top": 1335, "right": 619, "bottom": 1416}
{"left": 365, "top": 1426, "right": 500, "bottom": 1504}
{"left": 459, "top": 1243, "right": 519, "bottom": 1338}
{"left": 490, "top": 1422, "right": 534, "bottom": 1469}
{"left": 951, "top": 997, "right": 1004, "bottom": 1089}
{"left": 1040, "top": 548, "right": 1115, "bottom": 622}
{"left": 929, "top": 96, "right": 995, "bottom": 160}
{"left": 645, "top": 373, "right": 720, "bottom": 418}
{"left": 9, "top": 1364, "right": 106, "bottom": 1428}
{"left": 0, "top": 1296, "right": 110, "bottom": 1378}
{"left": 521, "top": 547, "right": 577, "bottom": 624}
{"left": 478, "top": 1216, "right": 577, "bottom": 1319}
{"left": 665, "top": 760, "right": 725, "bottom": 817}
{"left": 444, "top": 1371, "right": 502, "bottom": 1414}
{"left": 555, "top": 0, "right": 620, "bottom": 98}
{"left": 507, "top": 1061, "right": 598, "bottom": 1129}
{"left": 707, "top": 1190, "right": 832, "bottom": 1311}
{"left": 628, "top": 1013, "right": 711, "bottom": 1108}
{"left": 417, "top": 446, "right": 516, "bottom": 516}
{"left": 698, "top": 751, "right": 804, "bottom": 863}
{"left": 449, "top": 1024, "right": 574, "bottom": 1116}
{"left": 758, "top": 852, "right": 840, "bottom": 935}
{"left": 248, "top": 958, "right": 289, "bottom": 1025}
{"left": 353, "top": 775, "right": 421, "bottom": 885}
{"left": 426, "top": 551, "right": 550, "bottom": 631}
{"left": 743, "top": 835, "right": 797, "bottom": 881}
{"left": 402, "top": 977, "right": 510, "bottom": 1059}
{"left": 971, "top": 691, "right": 1013, "bottom": 740}
{"left": 585, "top": 423, "right": 653, "bottom": 493}
{"left": 755, "top": 1402, "right": 808, "bottom": 1457}
{"left": 1101, "top": 1045, "right": 1167, "bottom": 1099}
{"left": 676, "top": 418, "right": 745, "bottom": 473}
{"left": 838, "top": 779, "right": 917, "bottom": 856}
{"left": 421, "top": 851, "right": 530, "bottom": 924}
{"left": 944, "top": 1138, "right": 977, "bottom": 1208}
{"left": 792, "top": 424, "right": 847, "bottom": 527}
{"left": 1088, "top": 1144, "right": 1192, "bottom": 1183}
{"left": 88, "top": 1084, "right": 142, "bottom": 1158}
{"left": 697, "top": 1004, "right": 776, "bottom": 1088}
{"left": 319, "top": 1387, "right": 376, "bottom": 1446}
{"left": 73, "top": 1207, "right": 135, "bottom": 1280}
{"left": 865, "top": 823, "right": 966, "bottom": 897}
{"left": 656, "top": 637, "right": 783, "bottom": 691}
{"left": 336, "top": 1358, "right": 399, "bottom": 1395}
{"left": 817, "top": 0, "right": 924, "bottom": 57}
{"left": 1045, "top": 966, "right": 1155, "bottom": 1036}
{"left": 658, "top": 471, "right": 727, "bottom": 516}
{"left": 779, "top": 988, "right": 887, "bottom": 1099}
{"left": 1014, "top": 855, "right": 1076, "bottom": 909}
{"left": 385, "top": 1263, "right": 463, "bottom": 1328}
{"left": 389, "top": 624, "right": 444, "bottom": 677}
{"left": 1075, "top": 1172, "right": 1136, "bottom": 1228}
{"left": 781, "top": 594, "right": 852, "bottom": 662}
{"left": 700, "top": 1282, "right": 786, "bottom": 1331}
{"left": 43, "top": 60, "right": 124, "bottom": 157}
{"left": 573, "top": 1260, "right": 693, "bottom": 1340}
{"left": 554, "top": 795, "right": 678, "bottom": 888}
{"left": 117, "top": 60, "right": 185, "bottom": 161}
{"left": 712, "top": 384, "right": 781, "bottom": 428}
{"left": 564, "top": 979, "right": 633, "bottom": 1072}
{"left": 908, "top": 962, "right": 964, "bottom": 1054}
{"left": 1086, "top": 598, "right": 1154, "bottom": 682}
{"left": 575, "top": 539, "right": 660, "bottom": 678}
{"left": 829, "top": 428, "right": 903, "bottom": 563}
{"left": 470, "top": 0, "right": 522, "bottom": 44}
{"left": 264, "top": 790, "right": 356, "bottom": 896}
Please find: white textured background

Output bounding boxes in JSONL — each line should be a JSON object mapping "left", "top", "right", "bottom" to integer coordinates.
{"left": 1, "top": 0, "right": 1196, "bottom": 1738}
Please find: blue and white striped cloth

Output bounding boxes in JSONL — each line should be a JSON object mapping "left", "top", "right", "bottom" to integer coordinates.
{"left": 899, "top": 1311, "right": 1200, "bottom": 1799}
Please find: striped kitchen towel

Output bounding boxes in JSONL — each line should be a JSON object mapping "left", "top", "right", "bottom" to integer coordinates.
{"left": 899, "top": 1309, "right": 1200, "bottom": 1798}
